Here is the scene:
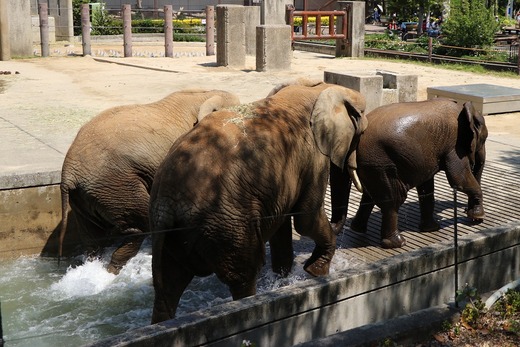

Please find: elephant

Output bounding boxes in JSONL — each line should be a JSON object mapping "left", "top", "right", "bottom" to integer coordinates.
{"left": 59, "top": 89, "right": 240, "bottom": 274}
{"left": 148, "top": 80, "right": 367, "bottom": 323}
{"left": 330, "top": 98, "right": 487, "bottom": 249}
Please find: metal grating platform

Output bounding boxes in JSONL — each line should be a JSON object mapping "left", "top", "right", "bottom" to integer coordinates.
{"left": 294, "top": 158, "right": 520, "bottom": 265}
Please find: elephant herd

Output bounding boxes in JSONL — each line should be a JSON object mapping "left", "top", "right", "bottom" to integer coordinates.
{"left": 58, "top": 79, "right": 487, "bottom": 324}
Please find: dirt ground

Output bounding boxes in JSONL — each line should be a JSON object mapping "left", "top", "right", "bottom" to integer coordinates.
{"left": 3, "top": 40, "right": 520, "bottom": 142}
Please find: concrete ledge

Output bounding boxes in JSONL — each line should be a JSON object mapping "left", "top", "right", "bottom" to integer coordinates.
{"left": 427, "top": 84, "right": 520, "bottom": 115}
{"left": 0, "top": 170, "right": 61, "bottom": 190}
{"left": 87, "top": 223, "right": 520, "bottom": 347}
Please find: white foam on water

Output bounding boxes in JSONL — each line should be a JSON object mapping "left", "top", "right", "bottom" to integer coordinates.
{"left": 49, "top": 259, "right": 117, "bottom": 299}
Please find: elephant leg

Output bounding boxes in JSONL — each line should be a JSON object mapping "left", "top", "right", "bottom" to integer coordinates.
{"left": 380, "top": 203, "right": 406, "bottom": 249}
{"left": 417, "top": 179, "right": 440, "bottom": 232}
{"left": 350, "top": 193, "right": 375, "bottom": 233}
{"left": 269, "top": 217, "right": 294, "bottom": 276}
{"left": 329, "top": 163, "right": 352, "bottom": 234}
{"left": 151, "top": 236, "right": 194, "bottom": 324}
{"left": 445, "top": 166, "right": 485, "bottom": 222}
{"left": 107, "top": 232, "right": 147, "bottom": 274}
{"left": 294, "top": 209, "right": 335, "bottom": 277}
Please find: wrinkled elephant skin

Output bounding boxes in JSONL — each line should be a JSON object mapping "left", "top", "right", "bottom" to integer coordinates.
{"left": 59, "top": 89, "right": 240, "bottom": 274}
{"left": 330, "top": 99, "right": 487, "bottom": 249}
{"left": 149, "top": 81, "right": 367, "bottom": 323}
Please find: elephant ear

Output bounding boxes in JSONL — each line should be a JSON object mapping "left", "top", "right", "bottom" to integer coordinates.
{"left": 311, "top": 86, "right": 367, "bottom": 169}
{"left": 196, "top": 94, "right": 240, "bottom": 124}
{"left": 460, "top": 101, "right": 487, "bottom": 166}
{"left": 266, "top": 78, "right": 324, "bottom": 97}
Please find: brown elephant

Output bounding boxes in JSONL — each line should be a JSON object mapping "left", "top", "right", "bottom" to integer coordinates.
{"left": 59, "top": 89, "right": 240, "bottom": 274}
{"left": 330, "top": 99, "right": 487, "bottom": 248}
{"left": 149, "top": 81, "right": 367, "bottom": 323}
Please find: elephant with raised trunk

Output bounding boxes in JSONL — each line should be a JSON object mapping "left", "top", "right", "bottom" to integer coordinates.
{"left": 330, "top": 99, "right": 487, "bottom": 248}
{"left": 59, "top": 89, "right": 240, "bottom": 274}
{"left": 149, "top": 81, "right": 367, "bottom": 323}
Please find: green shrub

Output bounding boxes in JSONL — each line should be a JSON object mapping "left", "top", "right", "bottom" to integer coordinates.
{"left": 441, "top": 0, "right": 499, "bottom": 56}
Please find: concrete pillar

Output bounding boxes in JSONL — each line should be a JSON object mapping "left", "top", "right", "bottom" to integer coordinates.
{"left": 336, "top": 1, "right": 365, "bottom": 58}
{"left": 244, "top": 6, "right": 260, "bottom": 56}
{"left": 324, "top": 71, "right": 383, "bottom": 113}
{"left": 49, "top": 0, "right": 73, "bottom": 42}
{"left": 0, "top": 0, "right": 11, "bottom": 60}
{"left": 261, "top": 0, "right": 286, "bottom": 25}
{"left": 5, "top": 0, "right": 31, "bottom": 57}
{"left": 216, "top": 5, "right": 246, "bottom": 68}
{"left": 256, "top": 25, "right": 291, "bottom": 72}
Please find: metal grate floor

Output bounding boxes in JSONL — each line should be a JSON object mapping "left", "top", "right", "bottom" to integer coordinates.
{"left": 293, "top": 158, "right": 520, "bottom": 266}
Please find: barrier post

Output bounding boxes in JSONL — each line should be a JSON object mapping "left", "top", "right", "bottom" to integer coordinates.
{"left": 123, "top": 4, "right": 132, "bottom": 57}
{"left": 517, "top": 43, "right": 519, "bottom": 76}
{"left": 0, "top": 301, "right": 4, "bottom": 347}
{"left": 38, "top": 0, "right": 49, "bottom": 57}
{"left": 81, "top": 4, "right": 91, "bottom": 56}
{"left": 164, "top": 5, "right": 173, "bottom": 57}
{"left": 428, "top": 36, "right": 432, "bottom": 63}
{"left": 206, "top": 6, "right": 215, "bottom": 56}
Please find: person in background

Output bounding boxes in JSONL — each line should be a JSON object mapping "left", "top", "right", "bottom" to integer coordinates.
{"left": 374, "top": 7, "right": 381, "bottom": 23}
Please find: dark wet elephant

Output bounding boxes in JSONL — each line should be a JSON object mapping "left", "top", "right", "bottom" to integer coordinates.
{"left": 59, "top": 89, "right": 240, "bottom": 274}
{"left": 330, "top": 99, "right": 487, "bottom": 248}
{"left": 149, "top": 81, "right": 367, "bottom": 323}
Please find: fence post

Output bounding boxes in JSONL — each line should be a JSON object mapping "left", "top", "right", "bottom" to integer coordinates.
{"left": 517, "top": 43, "right": 519, "bottom": 76}
{"left": 38, "top": 0, "right": 49, "bottom": 57}
{"left": 206, "top": 6, "right": 215, "bottom": 56}
{"left": 123, "top": 4, "right": 132, "bottom": 57}
{"left": 164, "top": 5, "right": 173, "bottom": 57}
{"left": 81, "top": 4, "right": 91, "bottom": 56}
{"left": 0, "top": 301, "right": 4, "bottom": 347}
{"left": 428, "top": 36, "right": 432, "bottom": 63}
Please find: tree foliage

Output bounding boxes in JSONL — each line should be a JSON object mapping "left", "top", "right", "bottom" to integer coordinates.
{"left": 441, "top": 0, "right": 500, "bottom": 53}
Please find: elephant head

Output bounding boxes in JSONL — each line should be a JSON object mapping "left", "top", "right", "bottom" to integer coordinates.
{"left": 310, "top": 86, "right": 367, "bottom": 193}
{"left": 149, "top": 82, "right": 366, "bottom": 323}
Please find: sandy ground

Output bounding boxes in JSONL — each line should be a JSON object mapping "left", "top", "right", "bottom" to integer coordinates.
{"left": 1, "top": 40, "right": 520, "bottom": 153}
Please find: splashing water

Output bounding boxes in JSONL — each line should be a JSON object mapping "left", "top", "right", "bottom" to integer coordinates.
{"left": 0, "top": 238, "right": 355, "bottom": 346}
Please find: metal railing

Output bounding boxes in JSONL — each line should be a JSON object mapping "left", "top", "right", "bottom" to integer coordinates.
{"left": 285, "top": 4, "right": 348, "bottom": 41}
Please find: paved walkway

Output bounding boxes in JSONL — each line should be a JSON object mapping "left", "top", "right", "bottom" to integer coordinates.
{"left": 1, "top": 44, "right": 520, "bottom": 190}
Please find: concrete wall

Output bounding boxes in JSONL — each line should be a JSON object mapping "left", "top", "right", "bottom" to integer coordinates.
{"left": 87, "top": 224, "right": 520, "bottom": 346}
{"left": 0, "top": 171, "right": 81, "bottom": 260}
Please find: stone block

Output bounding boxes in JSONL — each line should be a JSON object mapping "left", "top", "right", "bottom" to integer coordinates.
{"left": 216, "top": 5, "right": 245, "bottom": 68}
{"left": 377, "top": 70, "right": 418, "bottom": 102}
{"left": 261, "top": 0, "right": 286, "bottom": 24}
{"left": 256, "top": 25, "right": 291, "bottom": 72}
{"left": 244, "top": 6, "right": 260, "bottom": 56}
{"left": 382, "top": 88, "right": 399, "bottom": 105}
{"left": 324, "top": 70, "right": 383, "bottom": 113}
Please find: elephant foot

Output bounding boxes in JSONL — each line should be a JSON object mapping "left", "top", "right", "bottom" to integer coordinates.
{"left": 304, "top": 256, "right": 331, "bottom": 277}
{"left": 419, "top": 219, "right": 440, "bottom": 232}
{"left": 107, "top": 263, "right": 123, "bottom": 275}
{"left": 350, "top": 218, "right": 368, "bottom": 234}
{"left": 330, "top": 220, "right": 345, "bottom": 235}
{"left": 466, "top": 205, "right": 485, "bottom": 223}
{"left": 381, "top": 233, "right": 406, "bottom": 249}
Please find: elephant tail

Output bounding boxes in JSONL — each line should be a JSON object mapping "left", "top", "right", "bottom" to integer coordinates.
{"left": 58, "top": 181, "right": 72, "bottom": 265}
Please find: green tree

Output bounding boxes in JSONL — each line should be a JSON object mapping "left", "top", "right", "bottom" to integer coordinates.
{"left": 441, "top": 0, "right": 500, "bottom": 55}
{"left": 72, "top": 0, "right": 90, "bottom": 36}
